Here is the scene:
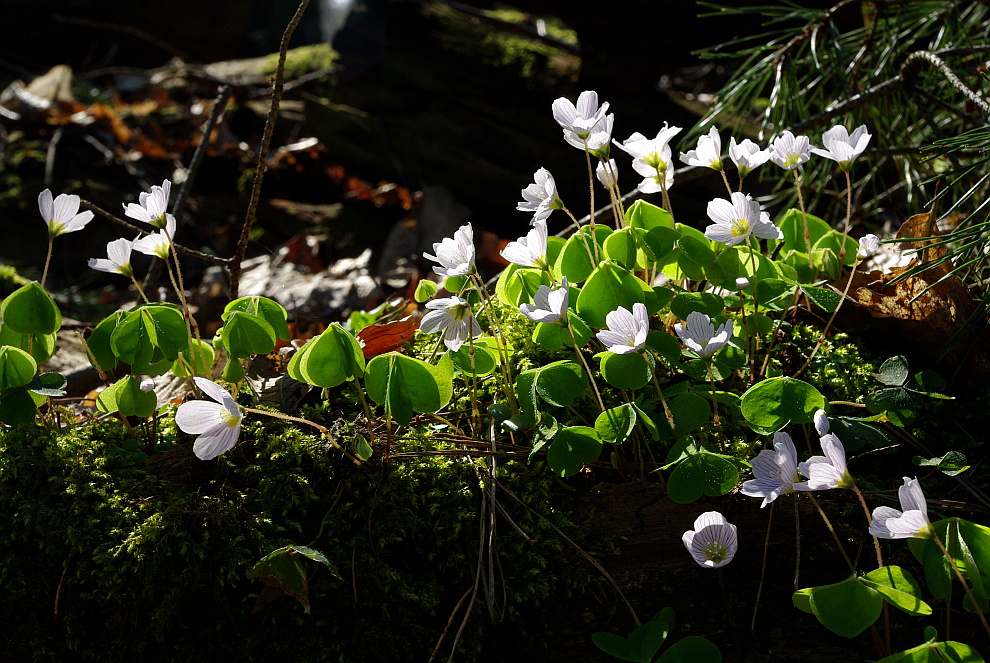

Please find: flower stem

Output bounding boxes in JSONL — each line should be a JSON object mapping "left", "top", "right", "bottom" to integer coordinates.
{"left": 839, "top": 169, "right": 853, "bottom": 262}
{"left": 566, "top": 323, "right": 605, "bottom": 413}
{"left": 128, "top": 274, "right": 151, "bottom": 304}
{"left": 243, "top": 406, "right": 363, "bottom": 466}
{"left": 584, "top": 142, "right": 597, "bottom": 241}
{"left": 807, "top": 493, "right": 856, "bottom": 573}
{"left": 562, "top": 205, "right": 598, "bottom": 265}
{"left": 41, "top": 235, "right": 54, "bottom": 288}
{"left": 851, "top": 484, "right": 884, "bottom": 569}
{"left": 719, "top": 169, "right": 734, "bottom": 197}
{"left": 793, "top": 169, "right": 816, "bottom": 282}
{"left": 648, "top": 356, "right": 675, "bottom": 433}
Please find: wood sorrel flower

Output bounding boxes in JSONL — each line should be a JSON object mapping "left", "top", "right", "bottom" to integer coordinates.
{"left": 596, "top": 302, "right": 649, "bottom": 354}
{"left": 423, "top": 223, "right": 475, "bottom": 278}
{"left": 88, "top": 238, "right": 135, "bottom": 277}
{"left": 552, "top": 90, "right": 609, "bottom": 139}
{"left": 796, "top": 433, "right": 855, "bottom": 490}
{"left": 595, "top": 159, "right": 619, "bottom": 188}
{"left": 811, "top": 124, "right": 871, "bottom": 171}
{"left": 500, "top": 219, "right": 548, "bottom": 269}
{"left": 869, "top": 477, "right": 935, "bottom": 539}
{"left": 38, "top": 189, "right": 93, "bottom": 237}
{"left": 741, "top": 432, "right": 806, "bottom": 507}
{"left": 517, "top": 168, "right": 563, "bottom": 223}
{"left": 679, "top": 126, "right": 723, "bottom": 170}
{"left": 420, "top": 296, "right": 481, "bottom": 352}
{"left": 673, "top": 311, "right": 732, "bottom": 357}
{"left": 704, "top": 191, "right": 782, "bottom": 246}
{"left": 769, "top": 130, "right": 811, "bottom": 170}
{"left": 123, "top": 179, "right": 174, "bottom": 229}
{"left": 682, "top": 511, "right": 738, "bottom": 569}
{"left": 519, "top": 277, "right": 568, "bottom": 324}
{"left": 616, "top": 125, "right": 682, "bottom": 193}
{"left": 133, "top": 215, "right": 176, "bottom": 260}
{"left": 175, "top": 377, "right": 244, "bottom": 460}
{"left": 728, "top": 137, "right": 770, "bottom": 178}
{"left": 857, "top": 234, "right": 880, "bottom": 258}
{"left": 565, "top": 113, "right": 614, "bottom": 157}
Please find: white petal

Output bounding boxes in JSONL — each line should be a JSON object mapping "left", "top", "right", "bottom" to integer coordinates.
{"left": 193, "top": 421, "right": 241, "bottom": 460}
{"left": 38, "top": 189, "right": 54, "bottom": 221}
{"left": 175, "top": 400, "right": 225, "bottom": 434}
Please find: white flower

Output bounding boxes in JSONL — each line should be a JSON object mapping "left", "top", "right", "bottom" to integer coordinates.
{"left": 682, "top": 511, "right": 738, "bottom": 569}
{"left": 563, "top": 113, "right": 614, "bottom": 157}
{"left": 728, "top": 137, "right": 770, "bottom": 178}
{"left": 811, "top": 124, "right": 871, "bottom": 171}
{"left": 500, "top": 219, "right": 548, "bottom": 268}
{"left": 616, "top": 126, "right": 682, "bottom": 195}
{"left": 741, "top": 432, "right": 806, "bottom": 507}
{"left": 38, "top": 189, "right": 94, "bottom": 237}
{"left": 175, "top": 377, "right": 244, "bottom": 460}
{"left": 769, "top": 130, "right": 811, "bottom": 171}
{"left": 123, "top": 179, "right": 174, "bottom": 229}
{"left": 704, "top": 191, "right": 783, "bottom": 246}
{"left": 552, "top": 90, "right": 610, "bottom": 139}
{"left": 869, "top": 477, "right": 935, "bottom": 539}
{"left": 132, "top": 214, "right": 176, "bottom": 260}
{"left": 596, "top": 302, "right": 649, "bottom": 354}
{"left": 88, "top": 238, "right": 135, "bottom": 277}
{"left": 596, "top": 159, "right": 619, "bottom": 188}
{"left": 796, "top": 433, "right": 854, "bottom": 490}
{"left": 423, "top": 223, "right": 475, "bottom": 278}
{"left": 679, "top": 126, "right": 723, "bottom": 170}
{"left": 857, "top": 234, "right": 880, "bottom": 259}
{"left": 519, "top": 277, "right": 568, "bottom": 324}
{"left": 517, "top": 168, "right": 563, "bottom": 223}
{"left": 814, "top": 408, "right": 830, "bottom": 435}
{"left": 138, "top": 378, "right": 155, "bottom": 392}
{"left": 735, "top": 277, "right": 751, "bottom": 290}
{"left": 615, "top": 124, "right": 682, "bottom": 162}
{"left": 673, "top": 311, "right": 733, "bottom": 357}
{"left": 420, "top": 296, "right": 482, "bottom": 352}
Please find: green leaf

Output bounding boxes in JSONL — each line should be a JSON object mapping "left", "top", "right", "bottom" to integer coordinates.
{"left": 224, "top": 296, "right": 290, "bottom": 341}
{"left": 656, "top": 636, "right": 722, "bottom": 663}
{"left": 603, "top": 227, "right": 640, "bottom": 269}
{"left": 913, "top": 451, "right": 969, "bottom": 476}
{"left": 600, "top": 351, "right": 651, "bottom": 390}
{"left": 913, "top": 369, "right": 947, "bottom": 394}
{"left": 450, "top": 338, "right": 500, "bottom": 376}
{"left": 26, "top": 372, "right": 67, "bottom": 397}
{"left": 111, "top": 306, "right": 187, "bottom": 373}
{"left": 220, "top": 311, "right": 277, "bottom": 360}
{"left": 676, "top": 229, "right": 716, "bottom": 266}
{"left": 1, "top": 281, "right": 61, "bottom": 335}
{"left": 647, "top": 331, "right": 682, "bottom": 363}
{"left": 861, "top": 566, "right": 932, "bottom": 616}
{"left": 97, "top": 376, "right": 157, "bottom": 417}
{"left": 171, "top": 339, "right": 215, "bottom": 378}
{"left": 670, "top": 292, "right": 724, "bottom": 320}
{"left": 875, "top": 355, "right": 910, "bottom": 386}
{"left": 866, "top": 387, "right": 915, "bottom": 414}
{"left": 87, "top": 310, "right": 125, "bottom": 373}
{"left": 0, "top": 390, "right": 36, "bottom": 424}
{"left": 288, "top": 323, "right": 365, "bottom": 388}
{"left": 547, "top": 426, "right": 602, "bottom": 477}
{"left": 247, "top": 545, "right": 340, "bottom": 614}
{"left": 414, "top": 279, "right": 439, "bottom": 303}
{"left": 0, "top": 324, "right": 56, "bottom": 366}
{"left": 0, "top": 345, "right": 37, "bottom": 390}
{"left": 532, "top": 313, "right": 591, "bottom": 350}
{"left": 365, "top": 353, "right": 453, "bottom": 426}
{"left": 592, "top": 618, "right": 668, "bottom": 663}
{"left": 808, "top": 576, "right": 883, "bottom": 638}
{"left": 876, "top": 634, "right": 985, "bottom": 663}
{"left": 595, "top": 403, "right": 638, "bottom": 444}
{"left": 801, "top": 285, "right": 841, "bottom": 313}
{"left": 625, "top": 199, "right": 674, "bottom": 231}
{"left": 554, "top": 226, "right": 610, "bottom": 283}
{"left": 776, "top": 208, "right": 832, "bottom": 254}
{"left": 667, "top": 448, "right": 738, "bottom": 503}
{"left": 740, "top": 377, "right": 826, "bottom": 432}
{"left": 535, "top": 361, "right": 586, "bottom": 407}
{"left": 495, "top": 265, "right": 550, "bottom": 307}
{"left": 576, "top": 261, "right": 648, "bottom": 328}
{"left": 792, "top": 588, "right": 814, "bottom": 614}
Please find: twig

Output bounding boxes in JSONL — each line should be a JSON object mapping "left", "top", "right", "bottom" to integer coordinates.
{"left": 173, "top": 84, "right": 233, "bottom": 216}
{"left": 228, "top": 0, "right": 311, "bottom": 299}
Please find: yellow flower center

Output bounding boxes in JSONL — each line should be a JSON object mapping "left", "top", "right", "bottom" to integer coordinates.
{"left": 223, "top": 411, "right": 241, "bottom": 428}
{"left": 730, "top": 218, "right": 751, "bottom": 237}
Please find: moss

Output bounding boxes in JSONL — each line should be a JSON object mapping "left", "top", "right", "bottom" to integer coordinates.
{"left": 0, "top": 410, "right": 600, "bottom": 662}
{"left": 262, "top": 43, "right": 337, "bottom": 80}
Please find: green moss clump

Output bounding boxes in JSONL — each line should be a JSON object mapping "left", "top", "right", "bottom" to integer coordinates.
{"left": 262, "top": 43, "right": 337, "bottom": 80}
